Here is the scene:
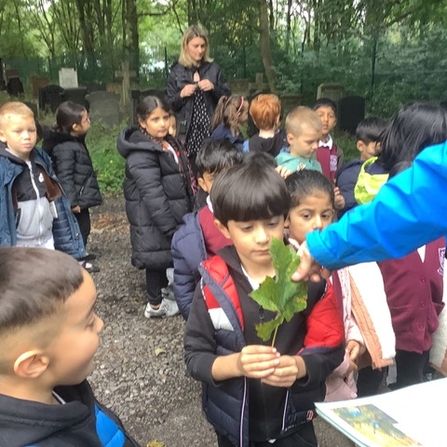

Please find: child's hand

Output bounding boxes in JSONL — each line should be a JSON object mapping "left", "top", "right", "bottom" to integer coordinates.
{"left": 71, "top": 205, "right": 81, "bottom": 213}
{"left": 346, "top": 340, "right": 361, "bottom": 361}
{"left": 261, "top": 355, "right": 306, "bottom": 388}
{"left": 275, "top": 165, "right": 293, "bottom": 179}
{"left": 198, "top": 79, "right": 214, "bottom": 91}
{"left": 236, "top": 345, "right": 280, "bottom": 379}
{"left": 180, "top": 84, "right": 197, "bottom": 98}
{"left": 334, "top": 187, "right": 345, "bottom": 210}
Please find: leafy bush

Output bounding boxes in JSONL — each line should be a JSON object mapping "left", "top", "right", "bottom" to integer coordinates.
{"left": 87, "top": 122, "right": 125, "bottom": 194}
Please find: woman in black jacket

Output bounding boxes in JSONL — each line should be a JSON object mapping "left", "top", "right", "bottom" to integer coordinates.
{"left": 117, "top": 96, "right": 195, "bottom": 318}
{"left": 42, "top": 101, "right": 102, "bottom": 272}
{"left": 165, "top": 24, "right": 231, "bottom": 174}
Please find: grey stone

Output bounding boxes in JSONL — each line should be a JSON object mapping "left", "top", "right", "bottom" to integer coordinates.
{"left": 86, "top": 91, "right": 122, "bottom": 127}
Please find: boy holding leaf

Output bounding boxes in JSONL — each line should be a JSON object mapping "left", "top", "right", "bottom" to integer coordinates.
{"left": 184, "top": 162, "right": 344, "bottom": 447}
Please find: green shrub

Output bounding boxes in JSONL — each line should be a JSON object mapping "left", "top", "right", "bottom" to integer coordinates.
{"left": 87, "top": 122, "right": 125, "bottom": 193}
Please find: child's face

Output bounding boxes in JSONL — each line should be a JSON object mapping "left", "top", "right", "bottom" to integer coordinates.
{"left": 287, "top": 123, "right": 321, "bottom": 159}
{"left": 357, "top": 140, "right": 380, "bottom": 161}
{"left": 140, "top": 107, "right": 169, "bottom": 139}
{"left": 286, "top": 193, "right": 334, "bottom": 244}
{"left": 216, "top": 216, "right": 285, "bottom": 280}
{"left": 0, "top": 114, "right": 37, "bottom": 160}
{"left": 315, "top": 106, "right": 337, "bottom": 139}
{"left": 45, "top": 271, "right": 103, "bottom": 385}
{"left": 198, "top": 171, "right": 216, "bottom": 193}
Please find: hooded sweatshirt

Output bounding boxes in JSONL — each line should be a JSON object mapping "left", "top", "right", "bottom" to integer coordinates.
{"left": 0, "top": 380, "right": 140, "bottom": 447}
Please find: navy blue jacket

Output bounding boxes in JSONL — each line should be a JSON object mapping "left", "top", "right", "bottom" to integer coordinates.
{"left": 0, "top": 146, "right": 85, "bottom": 259}
{"left": 335, "top": 158, "right": 363, "bottom": 218}
{"left": 210, "top": 124, "right": 245, "bottom": 151}
{"left": 0, "top": 380, "right": 140, "bottom": 447}
{"left": 171, "top": 210, "right": 207, "bottom": 319}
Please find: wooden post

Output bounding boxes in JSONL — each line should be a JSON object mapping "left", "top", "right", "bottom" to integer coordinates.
{"left": 115, "top": 61, "right": 136, "bottom": 108}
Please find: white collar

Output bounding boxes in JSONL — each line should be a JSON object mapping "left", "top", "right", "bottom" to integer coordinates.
{"left": 319, "top": 134, "right": 333, "bottom": 148}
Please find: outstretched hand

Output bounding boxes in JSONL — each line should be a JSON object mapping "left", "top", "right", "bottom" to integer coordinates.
{"left": 291, "top": 241, "right": 331, "bottom": 282}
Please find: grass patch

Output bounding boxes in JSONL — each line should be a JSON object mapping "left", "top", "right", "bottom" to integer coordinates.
{"left": 87, "top": 122, "right": 126, "bottom": 194}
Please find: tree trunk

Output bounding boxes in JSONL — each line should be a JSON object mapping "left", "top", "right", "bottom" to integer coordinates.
{"left": 257, "top": 0, "right": 276, "bottom": 93}
{"left": 122, "top": 0, "right": 140, "bottom": 80}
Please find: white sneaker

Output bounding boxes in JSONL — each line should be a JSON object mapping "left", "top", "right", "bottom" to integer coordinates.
{"left": 144, "top": 298, "right": 179, "bottom": 318}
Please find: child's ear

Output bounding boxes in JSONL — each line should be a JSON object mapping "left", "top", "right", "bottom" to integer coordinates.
{"left": 214, "top": 219, "right": 231, "bottom": 239}
{"left": 14, "top": 350, "right": 50, "bottom": 379}
{"left": 197, "top": 177, "right": 208, "bottom": 193}
{"left": 356, "top": 140, "right": 365, "bottom": 153}
{"left": 0, "top": 130, "right": 6, "bottom": 143}
{"left": 286, "top": 133, "right": 295, "bottom": 146}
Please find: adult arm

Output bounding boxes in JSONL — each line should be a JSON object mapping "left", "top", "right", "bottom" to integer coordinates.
{"left": 165, "top": 66, "right": 187, "bottom": 113}
{"left": 210, "top": 64, "right": 231, "bottom": 101}
{"left": 306, "top": 141, "right": 447, "bottom": 271}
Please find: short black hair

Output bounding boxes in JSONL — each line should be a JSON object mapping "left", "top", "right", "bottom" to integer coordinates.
{"left": 0, "top": 247, "right": 84, "bottom": 338}
{"left": 355, "top": 117, "right": 387, "bottom": 144}
{"left": 195, "top": 139, "right": 243, "bottom": 178}
{"left": 313, "top": 97, "right": 337, "bottom": 115}
{"left": 285, "top": 170, "right": 335, "bottom": 208}
{"left": 211, "top": 162, "right": 290, "bottom": 227}
{"left": 242, "top": 151, "right": 277, "bottom": 169}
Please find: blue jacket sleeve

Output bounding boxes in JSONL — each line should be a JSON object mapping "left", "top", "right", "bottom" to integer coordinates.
{"left": 307, "top": 141, "right": 447, "bottom": 270}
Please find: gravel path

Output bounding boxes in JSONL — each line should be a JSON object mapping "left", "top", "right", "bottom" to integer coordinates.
{"left": 88, "top": 195, "right": 354, "bottom": 447}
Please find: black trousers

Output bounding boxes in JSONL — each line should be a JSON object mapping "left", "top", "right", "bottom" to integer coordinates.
{"left": 394, "top": 349, "right": 430, "bottom": 389}
{"left": 75, "top": 208, "right": 91, "bottom": 247}
{"left": 145, "top": 269, "right": 168, "bottom": 306}
{"left": 217, "top": 422, "right": 317, "bottom": 447}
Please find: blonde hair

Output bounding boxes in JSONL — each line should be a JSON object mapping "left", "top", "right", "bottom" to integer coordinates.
{"left": 211, "top": 95, "right": 248, "bottom": 137}
{"left": 249, "top": 94, "right": 281, "bottom": 130}
{"left": 178, "top": 25, "right": 213, "bottom": 68}
{"left": 0, "top": 102, "right": 34, "bottom": 128}
{"left": 285, "top": 106, "right": 322, "bottom": 137}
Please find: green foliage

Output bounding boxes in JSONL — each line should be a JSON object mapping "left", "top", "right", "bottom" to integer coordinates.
{"left": 250, "top": 238, "right": 307, "bottom": 345}
{"left": 87, "top": 122, "right": 125, "bottom": 194}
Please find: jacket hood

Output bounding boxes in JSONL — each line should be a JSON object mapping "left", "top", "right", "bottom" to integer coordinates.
{"left": 0, "top": 383, "right": 93, "bottom": 447}
{"left": 117, "top": 126, "right": 164, "bottom": 159}
{"left": 42, "top": 128, "right": 86, "bottom": 156}
{"left": 0, "top": 144, "right": 32, "bottom": 166}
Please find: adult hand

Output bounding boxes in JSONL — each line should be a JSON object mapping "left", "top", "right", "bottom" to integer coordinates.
{"left": 198, "top": 79, "right": 214, "bottom": 91}
{"left": 292, "top": 241, "right": 331, "bottom": 282}
{"left": 180, "top": 84, "right": 197, "bottom": 98}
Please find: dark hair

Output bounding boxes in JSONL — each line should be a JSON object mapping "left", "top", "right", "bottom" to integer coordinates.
{"left": 211, "top": 162, "right": 290, "bottom": 227}
{"left": 378, "top": 102, "right": 447, "bottom": 172}
{"left": 355, "top": 117, "right": 387, "bottom": 144}
{"left": 0, "top": 247, "right": 84, "bottom": 337}
{"left": 242, "top": 151, "right": 277, "bottom": 169}
{"left": 313, "top": 97, "right": 337, "bottom": 115}
{"left": 55, "top": 101, "right": 86, "bottom": 134}
{"left": 285, "top": 170, "right": 335, "bottom": 208}
{"left": 195, "top": 139, "right": 243, "bottom": 178}
{"left": 136, "top": 96, "right": 170, "bottom": 122}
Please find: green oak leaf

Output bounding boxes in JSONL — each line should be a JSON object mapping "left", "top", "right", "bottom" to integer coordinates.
{"left": 249, "top": 237, "right": 308, "bottom": 344}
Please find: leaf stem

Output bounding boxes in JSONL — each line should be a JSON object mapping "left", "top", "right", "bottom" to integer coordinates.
{"left": 271, "top": 326, "right": 279, "bottom": 347}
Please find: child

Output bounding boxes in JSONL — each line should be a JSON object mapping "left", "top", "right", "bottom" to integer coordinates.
{"left": 275, "top": 106, "right": 323, "bottom": 172}
{"left": 336, "top": 117, "right": 387, "bottom": 218}
{"left": 0, "top": 247, "right": 140, "bottom": 446}
{"left": 285, "top": 170, "right": 365, "bottom": 401}
{"left": 117, "top": 96, "right": 195, "bottom": 318}
{"left": 244, "top": 93, "right": 287, "bottom": 156}
{"left": 43, "top": 101, "right": 102, "bottom": 272}
{"left": 184, "top": 162, "right": 344, "bottom": 447}
{"left": 171, "top": 139, "right": 243, "bottom": 319}
{"left": 0, "top": 102, "right": 85, "bottom": 260}
{"left": 313, "top": 98, "right": 343, "bottom": 182}
{"left": 210, "top": 95, "right": 249, "bottom": 150}
{"left": 355, "top": 102, "right": 447, "bottom": 392}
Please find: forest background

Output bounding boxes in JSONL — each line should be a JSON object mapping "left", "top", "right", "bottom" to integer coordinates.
{"left": 1, "top": 0, "right": 447, "bottom": 192}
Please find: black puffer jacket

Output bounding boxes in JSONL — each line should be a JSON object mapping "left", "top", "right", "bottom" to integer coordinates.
{"left": 165, "top": 61, "right": 230, "bottom": 141}
{"left": 42, "top": 130, "right": 102, "bottom": 209}
{"left": 117, "top": 127, "right": 195, "bottom": 270}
